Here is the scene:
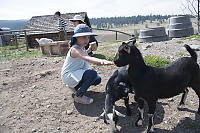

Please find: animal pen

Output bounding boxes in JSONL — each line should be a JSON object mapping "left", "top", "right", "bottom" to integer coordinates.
{"left": 0, "top": 12, "right": 91, "bottom": 60}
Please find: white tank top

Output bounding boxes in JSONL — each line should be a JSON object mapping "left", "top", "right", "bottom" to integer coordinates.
{"left": 61, "top": 44, "right": 89, "bottom": 88}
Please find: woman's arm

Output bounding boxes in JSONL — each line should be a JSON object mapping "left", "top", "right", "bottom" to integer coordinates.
{"left": 71, "top": 47, "right": 113, "bottom": 65}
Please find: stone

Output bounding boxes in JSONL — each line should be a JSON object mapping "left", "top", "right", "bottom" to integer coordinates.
{"left": 66, "top": 110, "right": 73, "bottom": 115}
{"left": 2, "top": 82, "right": 8, "bottom": 86}
{"left": 189, "top": 44, "right": 200, "bottom": 51}
{"left": 30, "top": 85, "right": 37, "bottom": 89}
{"left": 47, "top": 105, "right": 51, "bottom": 108}
{"left": 32, "top": 129, "right": 36, "bottom": 132}
{"left": 168, "top": 98, "right": 174, "bottom": 102}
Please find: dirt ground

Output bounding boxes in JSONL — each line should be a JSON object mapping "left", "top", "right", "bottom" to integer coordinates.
{"left": 1, "top": 39, "right": 200, "bottom": 133}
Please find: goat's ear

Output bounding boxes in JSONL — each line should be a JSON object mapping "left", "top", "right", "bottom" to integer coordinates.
{"left": 123, "top": 44, "right": 131, "bottom": 54}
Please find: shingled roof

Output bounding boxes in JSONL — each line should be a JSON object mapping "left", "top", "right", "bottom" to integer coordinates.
{"left": 25, "top": 12, "right": 91, "bottom": 33}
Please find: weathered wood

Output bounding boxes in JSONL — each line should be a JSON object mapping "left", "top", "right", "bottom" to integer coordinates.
{"left": 14, "top": 34, "right": 18, "bottom": 49}
{"left": 39, "top": 41, "right": 70, "bottom": 56}
{"left": 24, "top": 30, "right": 29, "bottom": 51}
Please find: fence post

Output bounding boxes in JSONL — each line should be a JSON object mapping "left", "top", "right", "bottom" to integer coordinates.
{"left": 24, "top": 30, "right": 29, "bottom": 51}
{"left": 116, "top": 31, "right": 118, "bottom": 40}
{"left": 14, "top": 34, "right": 18, "bottom": 49}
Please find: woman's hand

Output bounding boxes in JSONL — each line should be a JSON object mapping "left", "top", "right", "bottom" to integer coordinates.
{"left": 71, "top": 47, "right": 113, "bottom": 65}
{"left": 86, "top": 45, "right": 92, "bottom": 53}
{"left": 101, "top": 60, "right": 113, "bottom": 65}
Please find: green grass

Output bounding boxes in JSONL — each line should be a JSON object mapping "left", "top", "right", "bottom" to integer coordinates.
{"left": 176, "top": 52, "right": 185, "bottom": 57}
{"left": 94, "top": 40, "right": 139, "bottom": 61}
{"left": 176, "top": 40, "right": 184, "bottom": 44}
{"left": 0, "top": 39, "right": 42, "bottom": 62}
{"left": 94, "top": 41, "right": 122, "bottom": 61}
{"left": 94, "top": 40, "right": 171, "bottom": 67}
{"left": 0, "top": 49, "right": 42, "bottom": 62}
{"left": 181, "top": 35, "right": 200, "bottom": 40}
{"left": 144, "top": 55, "right": 171, "bottom": 67}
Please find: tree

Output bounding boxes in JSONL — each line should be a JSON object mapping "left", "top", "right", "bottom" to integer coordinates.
{"left": 181, "top": 0, "right": 200, "bottom": 34}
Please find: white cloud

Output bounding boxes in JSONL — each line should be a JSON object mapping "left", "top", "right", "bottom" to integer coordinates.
{"left": 0, "top": 0, "right": 189, "bottom": 20}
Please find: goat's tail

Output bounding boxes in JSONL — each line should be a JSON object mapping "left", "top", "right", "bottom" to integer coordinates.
{"left": 184, "top": 44, "right": 197, "bottom": 62}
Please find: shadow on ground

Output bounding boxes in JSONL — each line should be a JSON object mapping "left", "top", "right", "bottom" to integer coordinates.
{"left": 93, "top": 54, "right": 106, "bottom": 59}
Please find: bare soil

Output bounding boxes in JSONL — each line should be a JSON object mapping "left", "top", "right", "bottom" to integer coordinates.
{"left": 1, "top": 38, "right": 200, "bottom": 133}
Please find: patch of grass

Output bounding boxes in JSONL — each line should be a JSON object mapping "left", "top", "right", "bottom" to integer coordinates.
{"left": 0, "top": 49, "right": 42, "bottom": 62}
{"left": 176, "top": 40, "right": 184, "bottom": 44}
{"left": 95, "top": 41, "right": 122, "bottom": 61}
{"left": 134, "top": 42, "right": 139, "bottom": 47}
{"left": 0, "top": 40, "right": 42, "bottom": 61}
{"left": 94, "top": 40, "right": 139, "bottom": 61}
{"left": 181, "top": 35, "right": 200, "bottom": 41}
{"left": 144, "top": 55, "right": 171, "bottom": 67}
{"left": 93, "top": 54, "right": 106, "bottom": 59}
{"left": 176, "top": 52, "right": 185, "bottom": 57}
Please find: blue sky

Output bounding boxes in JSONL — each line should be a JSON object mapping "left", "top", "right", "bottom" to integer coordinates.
{"left": 0, "top": 0, "right": 189, "bottom": 20}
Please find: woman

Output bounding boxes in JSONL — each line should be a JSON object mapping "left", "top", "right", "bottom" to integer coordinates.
{"left": 61, "top": 24, "right": 113, "bottom": 104}
{"left": 69, "top": 15, "right": 98, "bottom": 56}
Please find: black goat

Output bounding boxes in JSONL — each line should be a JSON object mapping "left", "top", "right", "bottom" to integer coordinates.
{"left": 114, "top": 39, "right": 200, "bottom": 133}
{"left": 97, "top": 66, "right": 134, "bottom": 132}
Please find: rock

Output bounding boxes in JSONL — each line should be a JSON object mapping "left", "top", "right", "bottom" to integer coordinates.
{"left": 47, "top": 105, "right": 51, "bottom": 108}
{"left": 40, "top": 63, "right": 45, "bottom": 66}
{"left": 32, "top": 129, "right": 36, "bottom": 132}
{"left": 21, "top": 95, "right": 25, "bottom": 98}
{"left": 30, "top": 85, "right": 37, "bottom": 89}
{"left": 168, "top": 98, "right": 174, "bottom": 102}
{"left": 53, "top": 60, "right": 59, "bottom": 64}
{"left": 0, "top": 69, "right": 10, "bottom": 72}
{"left": 39, "top": 69, "right": 55, "bottom": 77}
{"left": 67, "top": 110, "right": 73, "bottom": 115}
{"left": 57, "top": 127, "right": 61, "bottom": 130}
{"left": 189, "top": 44, "right": 200, "bottom": 51}
{"left": 2, "top": 82, "right": 8, "bottom": 86}
{"left": 169, "top": 56, "right": 174, "bottom": 59}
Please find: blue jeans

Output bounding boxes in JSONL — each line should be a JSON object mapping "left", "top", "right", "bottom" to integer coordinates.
{"left": 74, "top": 69, "right": 101, "bottom": 97}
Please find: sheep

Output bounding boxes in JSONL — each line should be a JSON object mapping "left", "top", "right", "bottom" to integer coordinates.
{"left": 114, "top": 39, "right": 200, "bottom": 133}
{"left": 97, "top": 66, "right": 134, "bottom": 132}
{"left": 35, "top": 38, "right": 53, "bottom": 45}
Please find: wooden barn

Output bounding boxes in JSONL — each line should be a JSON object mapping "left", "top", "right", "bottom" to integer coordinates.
{"left": 25, "top": 12, "right": 91, "bottom": 48}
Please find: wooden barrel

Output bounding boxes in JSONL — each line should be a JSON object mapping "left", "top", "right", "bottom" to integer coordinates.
{"left": 167, "top": 16, "right": 194, "bottom": 38}
{"left": 139, "top": 27, "right": 168, "bottom": 42}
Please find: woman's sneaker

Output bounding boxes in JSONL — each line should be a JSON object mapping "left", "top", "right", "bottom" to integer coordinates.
{"left": 74, "top": 95, "right": 93, "bottom": 104}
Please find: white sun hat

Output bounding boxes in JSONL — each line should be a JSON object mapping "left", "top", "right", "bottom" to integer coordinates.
{"left": 69, "top": 15, "right": 85, "bottom": 23}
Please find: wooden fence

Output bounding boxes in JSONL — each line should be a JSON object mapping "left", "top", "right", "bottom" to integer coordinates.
{"left": 92, "top": 28, "right": 135, "bottom": 40}
{"left": 0, "top": 29, "right": 35, "bottom": 51}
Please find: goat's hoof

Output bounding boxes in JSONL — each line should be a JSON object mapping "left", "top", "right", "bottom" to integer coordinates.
{"left": 147, "top": 127, "right": 155, "bottom": 133}
{"left": 135, "top": 119, "right": 143, "bottom": 127}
